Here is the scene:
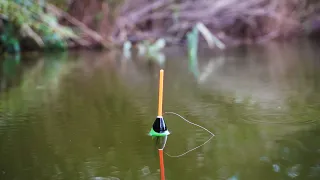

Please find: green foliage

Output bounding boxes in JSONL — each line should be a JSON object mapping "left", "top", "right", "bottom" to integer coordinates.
{"left": 0, "top": 0, "right": 77, "bottom": 54}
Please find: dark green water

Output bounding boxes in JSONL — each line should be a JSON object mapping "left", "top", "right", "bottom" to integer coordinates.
{"left": 0, "top": 40, "right": 320, "bottom": 180}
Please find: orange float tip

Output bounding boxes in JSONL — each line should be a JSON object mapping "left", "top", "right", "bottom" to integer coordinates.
{"left": 158, "top": 69, "right": 164, "bottom": 116}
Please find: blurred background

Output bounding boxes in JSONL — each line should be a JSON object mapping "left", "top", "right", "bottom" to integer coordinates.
{"left": 0, "top": 1, "right": 320, "bottom": 180}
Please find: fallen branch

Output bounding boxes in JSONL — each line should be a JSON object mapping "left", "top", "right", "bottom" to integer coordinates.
{"left": 20, "top": 24, "right": 44, "bottom": 47}
{"left": 46, "top": 4, "right": 114, "bottom": 49}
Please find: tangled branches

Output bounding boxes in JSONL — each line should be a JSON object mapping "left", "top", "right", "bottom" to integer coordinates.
{"left": 112, "top": 0, "right": 320, "bottom": 46}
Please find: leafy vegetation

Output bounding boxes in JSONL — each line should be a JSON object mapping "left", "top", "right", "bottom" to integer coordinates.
{"left": 0, "top": 0, "right": 79, "bottom": 54}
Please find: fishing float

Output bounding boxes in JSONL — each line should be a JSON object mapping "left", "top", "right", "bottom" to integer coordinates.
{"left": 149, "top": 69, "right": 170, "bottom": 180}
{"left": 148, "top": 69, "right": 215, "bottom": 180}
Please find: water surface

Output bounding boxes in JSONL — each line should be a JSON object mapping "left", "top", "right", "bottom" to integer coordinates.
{"left": 0, "top": 40, "right": 320, "bottom": 180}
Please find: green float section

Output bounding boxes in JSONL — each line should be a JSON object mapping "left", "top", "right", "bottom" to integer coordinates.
{"left": 149, "top": 116, "right": 170, "bottom": 137}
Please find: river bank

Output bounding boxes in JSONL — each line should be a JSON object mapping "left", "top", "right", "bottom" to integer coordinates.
{"left": 1, "top": 0, "right": 320, "bottom": 54}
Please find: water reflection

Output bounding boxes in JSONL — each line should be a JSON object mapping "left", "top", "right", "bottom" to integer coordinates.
{"left": 0, "top": 54, "right": 21, "bottom": 92}
{"left": 0, "top": 40, "right": 319, "bottom": 180}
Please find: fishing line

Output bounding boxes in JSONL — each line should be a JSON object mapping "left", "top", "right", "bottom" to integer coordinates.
{"left": 162, "top": 112, "right": 215, "bottom": 158}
